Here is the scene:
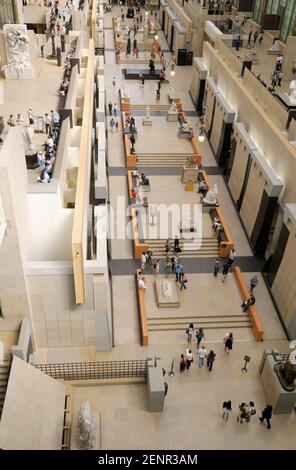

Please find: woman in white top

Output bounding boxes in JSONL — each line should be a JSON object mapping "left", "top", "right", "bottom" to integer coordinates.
{"left": 138, "top": 277, "right": 147, "bottom": 291}
{"left": 185, "top": 348, "right": 194, "bottom": 369}
{"left": 186, "top": 323, "right": 195, "bottom": 343}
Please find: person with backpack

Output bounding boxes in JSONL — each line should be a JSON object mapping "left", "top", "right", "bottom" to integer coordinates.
{"left": 196, "top": 327, "right": 205, "bottom": 348}
{"left": 180, "top": 272, "right": 188, "bottom": 290}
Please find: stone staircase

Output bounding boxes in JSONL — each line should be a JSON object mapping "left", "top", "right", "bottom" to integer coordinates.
{"left": 0, "top": 360, "right": 11, "bottom": 419}
{"left": 137, "top": 153, "right": 195, "bottom": 167}
{"left": 131, "top": 104, "right": 171, "bottom": 111}
{"left": 147, "top": 314, "right": 251, "bottom": 332}
{"left": 145, "top": 237, "right": 219, "bottom": 257}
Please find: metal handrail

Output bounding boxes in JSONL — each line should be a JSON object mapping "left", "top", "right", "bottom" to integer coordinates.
{"left": 35, "top": 359, "right": 148, "bottom": 381}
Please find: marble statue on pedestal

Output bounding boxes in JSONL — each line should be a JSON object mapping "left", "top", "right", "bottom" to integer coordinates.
{"left": 203, "top": 189, "right": 218, "bottom": 205}
{"left": 3, "top": 25, "right": 34, "bottom": 79}
{"left": 162, "top": 279, "right": 173, "bottom": 298}
{"left": 77, "top": 401, "right": 96, "bottom": 450}
{"left": 23, "top": 124, "right": 35, "bottom": 155}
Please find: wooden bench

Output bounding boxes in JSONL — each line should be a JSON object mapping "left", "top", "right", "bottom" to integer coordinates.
{"left": 135, "top": 269, "right": 149, "bottom": 346}
{"left": 127, "top": 171, "right": 149, "bottom": 259}
{"left": 198, "top": 170, "right": 233, "bottom": 257}
{"left": 234, "top": 266, "right": 264, "bottom": 342}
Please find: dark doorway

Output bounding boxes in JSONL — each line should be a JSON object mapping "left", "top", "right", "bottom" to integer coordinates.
{"left": 170, "top": 25, "right": 174, "bottom": 51}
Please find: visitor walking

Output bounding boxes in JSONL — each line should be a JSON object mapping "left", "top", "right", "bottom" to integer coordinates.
{"left": 110, "top": 118, "right": 115, "bottom": 133}
{"left": 180, "top": 354, "right": 187, "bottom": 373}
{"left": 213, "top": 258, "right": 220, "bottom": 277}
{"left": 196, "top": 327, "right": 205, "bottom": 348}
{"left": 164, "top": 258, "right": 172, "bottom": 277}
{"left": 174, "top": 236, "right": 181, "bottom": 253}
{"left": 170, "top": 255, "right": 178, "bottom": 273}
{"left": 198, "top": 345, "right": 207, "bottom": 368}
{"left": 246, "top": 401, "right": 256, "bottom": 422}
{"left": 259, "top": 30, "right": 264, "bottom": 44}
{"left": 180, "top": 272, "right": 188, "bottom": 290}
{"left": 259, "top": 404, "right": 273, "bottom": 429}
{"left": 115, "top": 120, "right": 119, "bottom": 132}
{"left": 112, "top": 76, "right": 116, "bottom": 88}
{"left": 237, "top": 403, "right": 247, "bottom": 423}
{"left": 221, "top": 262, "right": 230, "bottom": 282}
{"left": 113, "top": 103, "right": 117, "bottom": 117}
{"left": 165, "top": 239, "right": 171, "bottom": 255}
{"left": 164, "top": 381, "right": 168, "bottom": 396}
{"left": 253, "top": 30, "right": 259, "bottom": 44}
{"left": 222, "top": 401, "right": 232, "bottom": 421}
{"left": 41, "top": 44, "right": 45, "bottom": 58}
{"left": 186, "top": 323, "right": 195, "bottom": 343}
{"left": 45, "top": 113, "right": 51, "bottom": 134}
{"left": 250, "top": 275, "right": 259, "bottom": 293}
{"left": 108, "top": 101, "right": 113, "bottom": 116}
{"left": 175, "top": 262, "right": 183, "bottom": 283}
{"left": 185, "top": 348, "right": 194, "bottom": 369}
{"left": 223, "top": 332, "right": 233, "bottom": 354}
{"left": 207, "top": 350, "right": 216, "bottom": 372}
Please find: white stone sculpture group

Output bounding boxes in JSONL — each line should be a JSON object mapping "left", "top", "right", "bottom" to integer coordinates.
{"left": 77, "top": 401, "right": 96, "bottom": 450}
{"left": 2, "top": 26, "right": 31, "bottom": 77}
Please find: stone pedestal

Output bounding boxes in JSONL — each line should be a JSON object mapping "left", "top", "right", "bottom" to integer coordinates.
{"left": 154, "top": 279, "right": 180, "bottom": 308}
{"left": 259, "top": 350, "right": 296, "bottom": 414}
{"left": 142, "top": 118, "right": 152, "bottom": 126}
{"left": 147, "top": 362, "right": 165, "bottom": 412}
{"left": 166, "top": 111, "right": 178, "bottom": 122}
{"left": 182, "top": 166, "right": 199, "bottom": 183}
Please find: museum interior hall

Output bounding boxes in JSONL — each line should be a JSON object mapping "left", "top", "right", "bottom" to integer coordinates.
{"left": 0, "top": 0, "right": 295, "bottom": 452}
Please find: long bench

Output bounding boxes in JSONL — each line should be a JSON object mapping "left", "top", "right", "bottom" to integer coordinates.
{"left": 234, "top": 267, "right": 264, "bottom": 342}
{"left": 198, "top": 170, "right": 234, "bottom": 257}
{"left": 127, "top": 171, "right": 149, "bottom": 259}
{"left": 135, "top": 269, "right": 149, "bottom": 346}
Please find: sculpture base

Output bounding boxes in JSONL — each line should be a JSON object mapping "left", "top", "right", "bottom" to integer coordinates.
{"left": 154, "top": 279, "right": 180, "bottom": 308}
{"left": 4, "top": 67, "right": 34, "bottom": 80}
{"left": 166, "top": 111, "right": 178, "bottom": 122}
{"left": 182, "top": 166, "right": 199, "bottom": 183}
{"left": 284, "top": 92, "right": 296, "bottom": 106}
{"left": 142, "top": 118, "right": 152, "bottom": 126}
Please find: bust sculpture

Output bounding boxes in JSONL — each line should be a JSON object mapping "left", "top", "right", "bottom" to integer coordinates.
{"left": 203, "top": 188, "right": 218, "bottom": 205}
{"left": 162, "top": 278, "right": 173, "bottom": 298}
{"left": 77, "top": 401, "right": 96, "bottom": 449}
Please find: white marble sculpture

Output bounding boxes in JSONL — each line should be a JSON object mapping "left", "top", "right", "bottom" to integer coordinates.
{"left": 203, "top": 189, "right": 218, "bottom": 205}
{"left": 3, "top": 25, "right": 33, "bottom": 79}
{"left": 137, "top": 184, "right": 144, "bottom": 204}
{"left": 145, "top": 105, "right": 150, "bottom": 119}
{"left": 288, "top": 80, "right": 296, "bottom": 105}
{"left": 77, "top": 401, "right": 96, "bottom": 450}
{"left": 169, "top": 101, "right": 178, "bottom": 113}
{"left": 23, "top": 124, "right": 35, "bottom": 154}
{"left": 162, "top": 279, "right": 173, "bottom": 298}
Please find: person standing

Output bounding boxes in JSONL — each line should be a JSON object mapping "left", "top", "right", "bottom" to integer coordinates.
{"left": 28, "top": 108, "right": 34, "bottom": 125}
{"left": 153, "top": 259, "right": 160, "bottom": 274}
{"left": 16, "top": 114, "right": 24, "bottom": 127}
{"left": 196, "top": 327, "right": 205, "bottom": 348}
{"left": 253, "top": 30, "right": 258, "bottom": 44}
{"left": 175, "top": 262, "right": 183, "bottom": 283}
{"left": 250, "top": 275, "right": 259, "bottom": 293}
{"left": 174, "top": 236, "right": 181, "bottom": 253}
{"left": 115, "top": 120, "right": 119, "bottom": 132}
{"left": 186, "top": 323, "right": 195, "bottom": 343}
{"left": 7, "top": 115, "right": 15, "bottom": 127}
{"left": 165, "top": 239, "right": 171, "bottom": 255}
{"left": 246, "top": 401, "right": 256, "bottom": 422}
{"left": 171, "top": 255, "right": 178, "bottom": 273}
{"left": 164, "top": 258, "right": 172, "bottom": 277}
{"left": 198, "top": 345, "right": 207, "bottom": 368}
{"left": 259, "top": 404, "right": 273, "bottom": 429}
{"left": 185, "top": 348, "right": 193, "bottom": 369}
{"left": 41, "top": 44, "right": 45, "bottom": 58}
{"left": 237, "top": 403, "right": 247, "bottom": 423}
{"left": 223, "top": 332, "right": 233, "bottom": 354}
{"left": 222, "top": 401, "right": 232, "bottom": 421}
{"left": 113, "top": 103, "right": 117, "bottom": 117}
{"left": 112, "top": 76, "right": 116, "bottom": 88}
{"left": 207, "top": 350, "right": 216, "bottom": 372}
{"left": 108, "top": 101, "right": 113, "bottom": 116}
{"left": 45, "top": 113, "right": 51, "bottom": 134}
{"left": 141, "top": 251, "right": 146, "bottom": 270}
{"left": 228, "top": 248, "right": 236, "bottom": 268}
{"left": 164, "top": 381, "right": 168, "bottom": 396}
{"left": 248, "top": 29, "right": 252, "bottom": 46}
{"left": 180, "top": 354, "right": 187, "bottom": 373}
{"left": 259, "top": 30, "right": 264, "bottom": 44}
{"left": 180, "top": 272, "right": 188, "bottom": 291}
{"left": 221, "top": 262, "right": 230, "bottom": 282}
{"left": 213, "top": 258, "right": 220, "bottom": 277}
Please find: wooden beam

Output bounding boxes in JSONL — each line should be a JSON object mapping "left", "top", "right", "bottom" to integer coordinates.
{"left": 72, "top": 39, "right": 94, "bottom": 304}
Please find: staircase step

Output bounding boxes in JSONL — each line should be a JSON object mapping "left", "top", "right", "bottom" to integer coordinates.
{"left": 147, "top": 315, "right": 250, "bottom": 324}
{"left": 148, "top": 323, "right": 251, "bottom": 331}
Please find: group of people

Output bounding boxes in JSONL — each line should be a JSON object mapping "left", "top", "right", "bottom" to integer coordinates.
{"left": 37, "top": 110, "right": 60, "bottom": 183}
{"left": 58, "top": 44, "right": 76, "bottom": 96}
{"left": 223, "top": 401, "right": 272, "bottom": 428}
{"left": 108, "top": 101, "right": 119, "bottom": 133}
{"left": 180, "top": 346, "right": 216, "bottom": 372}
